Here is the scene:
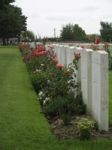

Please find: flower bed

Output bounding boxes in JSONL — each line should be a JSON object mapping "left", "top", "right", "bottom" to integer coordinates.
{"left": 19, "top": 43, "right": 99, "bottom": 140}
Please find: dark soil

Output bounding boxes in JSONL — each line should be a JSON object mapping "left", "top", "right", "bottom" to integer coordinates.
{"left": 47, "top": 116, "right": 112, "bottom": 140}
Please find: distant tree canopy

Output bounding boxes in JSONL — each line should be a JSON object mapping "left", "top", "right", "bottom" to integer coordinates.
{"left": 0, "top": 0, "right": 15, "bottom": 8}
{"left": 100, "top": 21, "right": 112, "bottom": 42}
{"left": 60, "top": 24, "right": 87, "bottom": 41}
{"left": 0, "top": 0, "right": 27, "bottom": 44}
{"left": 86, "top": 34, "right": 98, "bottom": 43}
{"left": 21, "top": 30, "right": 35, "bottom": 42}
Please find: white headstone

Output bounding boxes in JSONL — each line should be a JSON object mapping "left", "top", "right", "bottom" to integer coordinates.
{"left": 92, "top": 51, "right": 108, "bottom": 131}
{"left": 66, "top": 47, "right": 75, "bottom": 66}
{"left": 80, "top": 49, "right": 93, "bottom": 112}
{"left": 59, "top": 46, "right": 67, "bottom": 65}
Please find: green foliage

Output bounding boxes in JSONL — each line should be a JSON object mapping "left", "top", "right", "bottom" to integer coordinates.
{"left": 21, "top": 30, "right": 35, "bottom": 42}
{"left": 109, "top": 71, "right": 112, "bottom": 124}
{"left": 87, "top": 34, "right": 97, "bottom": 42}
{"left": 60, "top": 24, "right": 74, "bottom": 41}
{"left": 100, "top": 21, "right": 112, "bottom": 42}
{"left": 0, "top": 4, "right": 27, "bottom": 45}
{"left": 26, "top": 54, "right": 79, "bottom": 99}
{"left": 20, "top": 45, "right": 86, "bottom": 125}
{"left": 77, "top": 118, "right": 95, "bottom": 140}
{"left": 108, "top": 48, "right": 112, "bottom": 70}
{"left": 104, "top": 46, "right": 112, "bottom": 70}
{"left": 60, "top": 23, "right": 87, "bottom": 41}
{"left": 0, "top": 0, "right": 14, "bottom": 8}
{"left": 26, "top": 57, "right": 40, "bottom": 72}
{"left": 46, "top": 67, "right": 73, "bottom": 98}
{"left": 109, "top": 53, "right": 112, "bottom": 70}
{"left": 26, "top": 56, "right": 51, "bottom": 72}
{"left": 73, "top": 24, "right": 87, "bottom": 41}
{"left": 30, "top": 71, "right": 48, "bottom": 94}
{"left": 44, "top": 93, "right": 86, "bottom": 120}
{"left": 0, "top": 47, "right": 56, "bottom": 150}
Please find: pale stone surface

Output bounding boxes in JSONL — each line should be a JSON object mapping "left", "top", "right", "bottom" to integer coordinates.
{"left": 57, "top": 46, "right": 69, "bottom": 66}
{"left": 92, "top": 51, "right": 108, "bottom": 131}
{"left": 29, "top": 42, "right": 36, "bottom": 49}
{"left": 55, "top": 45, "right": 61, "bottom": 63}
{"left": 50, "top": 44, "right": 109, "bottom": 131}
{"left": 59, "top": 46, "right": 67, "bottom": 65}
{"left": 58, "top": 45, "right": 63, "bottom": 64}
{"left": 80, "top": 49, "right": 93, "bottom": 113}
{"left": 54, "top": 44, "right": 59, "bottom": 56}
{"left": 66, "top": 47, "right": 75, "bottom": 66}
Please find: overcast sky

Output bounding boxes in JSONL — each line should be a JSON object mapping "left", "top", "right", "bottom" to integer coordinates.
{"left": 14, "top": 0, "right": 112, "bottom": 38}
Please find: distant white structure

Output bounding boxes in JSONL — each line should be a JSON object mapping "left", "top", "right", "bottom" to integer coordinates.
{"left": 0, "top": 38, "right": 18, "bottom": 45}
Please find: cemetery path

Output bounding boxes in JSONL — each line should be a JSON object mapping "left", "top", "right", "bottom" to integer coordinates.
{"left": 0, "top": 47, "right": 112, "bottom": 150}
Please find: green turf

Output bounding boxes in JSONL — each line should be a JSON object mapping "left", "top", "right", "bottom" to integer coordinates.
{"left": 0, "top": 47, "right": 112, "bottom": 150}
{"left": 109, "top": 71, "right": 112, "bottom": 124}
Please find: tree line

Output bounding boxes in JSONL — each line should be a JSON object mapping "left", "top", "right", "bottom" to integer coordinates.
{"left": 0, "top": 1, "right": 112, "bottom": 44}
{"left": 60, "top": 22, "right": 112, "bottom": 42}
{"left": 42, "top": 22, "right": 112, "bottom": 43}
{"left": 0, "top": 0, "right": 27, "bottom": 44}
{"left": 22, "top": 22, "right": 112, "bottom": 43}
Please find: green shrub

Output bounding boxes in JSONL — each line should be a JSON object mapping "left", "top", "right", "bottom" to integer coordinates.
{"left": 43, "top": 64, "right": 79, "bottom": 99}
{"left": 74, "top": 93, "right": 86, "bottom": 114}
{"left": 105, "top": 47, "right": 112, "bottom": 70}
{"left": 20, "top": 44, "right": 87, "bottom": 127}
{"left": 30, "top": 71, "right": 48, "bottom": 94}
{"left": 44, "top": 93, "right": 86, "bottom": 121}
{"left": 26, "top": 56, "right": 51, "bottom": 72}
{"left": 43, "top": 97, "right": 60, "bottom": 117}
{"left": 77, "top": 118, "right": 95, "bottom": 140}
{"left": 109, "top": 53, "right": 112, "bottom": 70}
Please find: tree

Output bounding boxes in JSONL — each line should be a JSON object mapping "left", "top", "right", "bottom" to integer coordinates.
{"left": 0, "top": 0, "right": 14, "bottom": 8}
{"left": 73, "top": 24, "right": 87, "bottom": 41}
{"left": 100, "top": 21, "right": 112, "bottom": 42}
{"left": 86, "top": 34, "right": 97, "bottom": 42}
{"left": 0, "top": 5, "right": 27, "bottom": 44}
{"left": 60, "top": 24, "right": 87, "bottom": 41}
{"left": 60, "top": 24, "right": 74, "bottom": 41}
{"left": 21, "top": 30, "right": 35, "bottom": 42}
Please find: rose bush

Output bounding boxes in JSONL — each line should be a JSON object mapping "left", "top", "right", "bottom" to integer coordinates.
{"left": 19, "top": 43, "right": 86, "bottom": 125}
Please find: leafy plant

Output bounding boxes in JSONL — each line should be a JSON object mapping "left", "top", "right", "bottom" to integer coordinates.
{"left": 44, "top": 93, "right": 86, "bottom": 122}
{"left": 77, "top": 118, "right": 95, "bottom": 140}
{"left": 104, "top": 44, "right": 112, "bottom": 70}
{"left": 30, "top": 71, "right": 48, "bottom": 94}
{"left": 20, "top": 43, "right": 87, "bottom": 127}
{"left": 26, "top": 56, "right": 50, "bottom": 72}
{"left": 108, "top": 50, "right": 112, "bottom": 70}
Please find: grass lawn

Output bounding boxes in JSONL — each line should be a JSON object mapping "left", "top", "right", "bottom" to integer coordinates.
{"left": 109, "top": 71, "right": 112, "bottom": 124}
{"left": 0, "top": 47, "right": 112, "bottom": 150}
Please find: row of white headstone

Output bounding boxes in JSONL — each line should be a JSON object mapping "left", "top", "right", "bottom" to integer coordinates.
{"left": 46, "top": 44, "right": 109, "bottom": 131}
